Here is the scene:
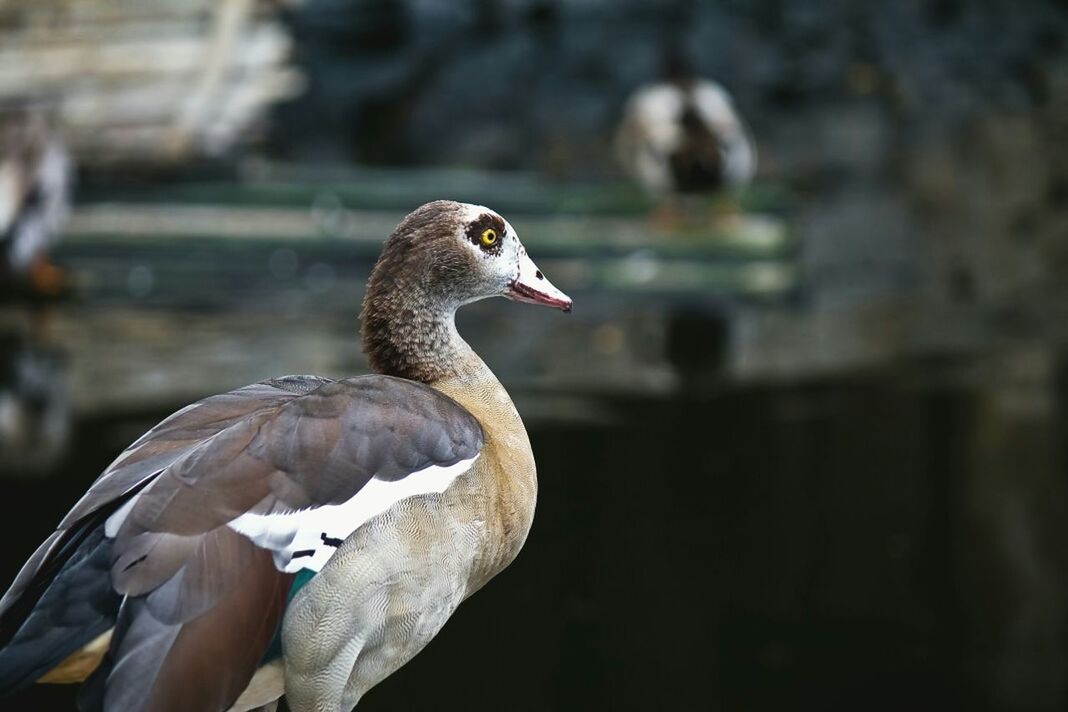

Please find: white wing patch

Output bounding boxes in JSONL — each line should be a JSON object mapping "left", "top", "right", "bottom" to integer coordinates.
{"left": 228, "top": 455, "right": 478, "bottom": 573}
{"left": 104, "top": 496, "right": 138, "bottom": 537}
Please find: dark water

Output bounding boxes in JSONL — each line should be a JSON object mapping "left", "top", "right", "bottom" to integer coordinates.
{"left": 2, "top": 355, "right": 1065, "bottom": 711}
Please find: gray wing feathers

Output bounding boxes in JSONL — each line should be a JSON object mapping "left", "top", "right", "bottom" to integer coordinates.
{"left": 1, "top": 373, "right": 483, "bottom": 711}
{"left": 140, "top": 527, "right": 260, "bottom": 625}
{"left": 123, "top": 376, "right": 483, "bottom": 536}
{"left": 60, "top": 380, "right": 303, "bottom": 530}
{"left": 0, "top": 531, "right": 63, "bottom": 618}
{"left": 110, "top": 375, "right": 482, "bottom": 599}
{"left": 0, "top": 528, "right": 115, "bottom": 692}
{"left": 85, "top": 547, "right": 289, "bottom": 712}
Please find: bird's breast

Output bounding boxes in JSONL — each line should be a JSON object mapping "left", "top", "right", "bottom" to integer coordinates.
{"left": 431, "top": 370, "right": 538, "bottom": 590}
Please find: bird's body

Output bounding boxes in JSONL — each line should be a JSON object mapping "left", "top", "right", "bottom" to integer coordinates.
{"left": 0, "top": 200, "right": 571, "bottom": 711}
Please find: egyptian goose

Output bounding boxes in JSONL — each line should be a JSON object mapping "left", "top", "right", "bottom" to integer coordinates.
{"left": 0, "top": 200, "right": 571, "bottom": 711}
{"left": 616, "top": 56, "right": 755, "bottom": 198}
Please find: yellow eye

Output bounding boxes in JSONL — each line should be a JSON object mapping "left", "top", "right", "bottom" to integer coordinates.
{"left": 480, "top": 228, "right": 498, "bottom": 246}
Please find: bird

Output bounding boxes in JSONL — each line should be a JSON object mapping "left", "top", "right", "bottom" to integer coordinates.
{"left": 0, "top": 200, "right": 572, "bottom": 711}
{"left": 615, "top": 53, "right": 756, "bottom": 218}
{"left": 0, "top": 114, "right": 71, "bottom": 297}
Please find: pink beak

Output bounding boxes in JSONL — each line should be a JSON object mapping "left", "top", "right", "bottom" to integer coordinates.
{"left": 506, "top": 249, "right": 572, "bottom": 312}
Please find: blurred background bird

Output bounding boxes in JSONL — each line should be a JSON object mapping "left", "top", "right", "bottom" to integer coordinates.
{"left": 616, "top": 50, "right": 756, "bottom": 229}
{"left": 0, "top": 113, "right": 72, "bottom": 299}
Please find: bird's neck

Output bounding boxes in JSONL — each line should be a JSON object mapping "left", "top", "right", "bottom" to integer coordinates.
{"left": 430, "top": 350, "right": 538, "bottom": 590}
{"left": 361, "top": 285, "right": 485, "bottom": 384}
{"left": 363, "top": 280, "right": 538, "bottom": 584}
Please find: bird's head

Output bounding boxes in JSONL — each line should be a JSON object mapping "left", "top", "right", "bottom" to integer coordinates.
{"left": 364, "top": 200, "right": 572, "bottom": 314}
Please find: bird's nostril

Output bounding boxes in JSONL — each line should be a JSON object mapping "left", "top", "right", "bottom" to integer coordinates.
{"left": 535, "top": 270, "right": 543, "bottom": 280}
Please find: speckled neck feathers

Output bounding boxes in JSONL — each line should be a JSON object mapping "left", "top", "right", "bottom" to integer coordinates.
{"left": 361, "top": 201, "right": 483, "bottom": 383}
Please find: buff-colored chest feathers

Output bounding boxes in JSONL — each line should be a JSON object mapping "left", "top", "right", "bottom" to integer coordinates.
{"left": 433, "top": 371, "right": 538, "bottom": 581}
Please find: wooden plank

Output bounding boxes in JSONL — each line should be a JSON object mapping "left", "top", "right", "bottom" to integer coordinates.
{"left": 56, "top": 69, "right": 298, "bottom": 128}
{"left": 0, "top": 28, "right": 290, "bottom": 93}
{"left": 85, "top": 167, "right": 792, "bottom": 218}
{"left": 61, "top": 204, "right": 795, "bottom": 261}
{"left": 0, "top": 0, "right": 298, "bottom": 163}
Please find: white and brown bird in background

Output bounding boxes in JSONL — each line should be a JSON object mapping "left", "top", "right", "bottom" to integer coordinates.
{"left": 0, "top": 200, "right": 572, "bottom": 711}
{"left": 616, "top": 52, "right": 756, "bottom": 224}
{"left": 0, "top": 113, "right": 71, "bottom": 297}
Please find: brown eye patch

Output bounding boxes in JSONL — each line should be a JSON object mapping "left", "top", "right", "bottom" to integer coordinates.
{"left": 466, "top": 213, "right": 506, "bottom": 255}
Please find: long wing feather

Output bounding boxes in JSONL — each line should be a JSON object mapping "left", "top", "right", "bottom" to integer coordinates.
{"left": 81, "top": 547, "right": 290, "bottom": 712}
